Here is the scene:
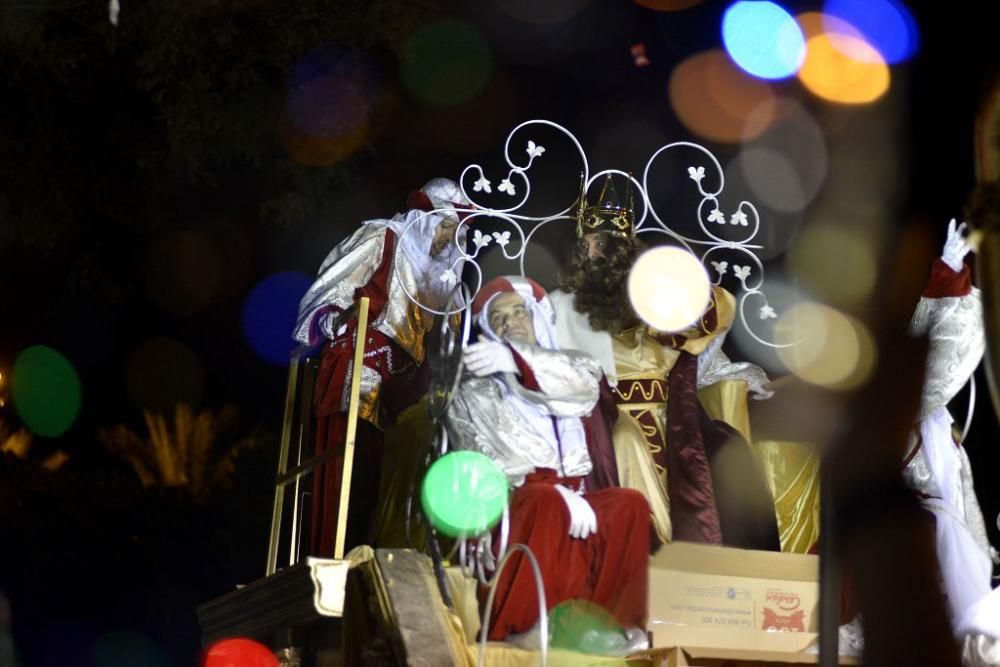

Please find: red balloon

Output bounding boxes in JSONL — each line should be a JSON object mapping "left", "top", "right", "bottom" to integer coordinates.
{"left": 203, "top": 638, "right": 278, "bottom": 667}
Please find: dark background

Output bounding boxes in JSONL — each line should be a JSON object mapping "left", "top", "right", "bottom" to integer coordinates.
{"left": 1, "top": 0, "right": 997, "bottom": 664}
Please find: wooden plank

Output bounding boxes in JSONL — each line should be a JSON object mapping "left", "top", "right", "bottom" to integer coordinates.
{"left": 372, "top": 549, "right": 465, "bottom": 666}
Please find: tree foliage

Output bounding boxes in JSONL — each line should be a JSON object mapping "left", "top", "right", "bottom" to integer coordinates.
{"left": 0, "top": 0, "right": 438, "bottom": 251}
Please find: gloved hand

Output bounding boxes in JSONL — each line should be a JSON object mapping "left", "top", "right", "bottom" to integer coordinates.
{"left": 942, "top": 218, "right": 971, "bottom": 273}
{"left": 554, "top": 484, "right": 598, "bottom": 540}
{"left": 463, "top": 341, "right": 518, "bottom": 377}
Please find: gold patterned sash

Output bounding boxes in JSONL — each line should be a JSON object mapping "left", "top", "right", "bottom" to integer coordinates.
{"left": 613, "top": 378, "right": 668, "bottom": 405}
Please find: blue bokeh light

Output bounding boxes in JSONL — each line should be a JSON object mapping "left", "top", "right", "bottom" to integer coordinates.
{"left": 286, "top": 47, "right": 379, "bottom": 138}
{"left": 823, "top": 0, "right": 919, "bottom": 64}
{"left": 722, "top": 1, "right": 805, "bottom": 80}
{"left": 241, "top": 272, "right": 312, "bottom": 365}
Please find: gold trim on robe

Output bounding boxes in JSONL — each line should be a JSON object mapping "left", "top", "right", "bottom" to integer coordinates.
{"left": 608, "top": 286, "right": 736, "bottom": 544}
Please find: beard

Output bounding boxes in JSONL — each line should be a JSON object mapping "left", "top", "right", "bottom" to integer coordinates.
{"left": 559, "top": 235, "right": 644, "bottom": 334}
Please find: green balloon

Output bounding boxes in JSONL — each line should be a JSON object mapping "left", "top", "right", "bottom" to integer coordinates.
{"left": 549, "top": 599, "right": 626, "bottom": 656}
{"left": 12, "top": 345, "right": 82, "bottom": 437}
{"left": 421, "top": 451, "right": 509, "bottom": 537}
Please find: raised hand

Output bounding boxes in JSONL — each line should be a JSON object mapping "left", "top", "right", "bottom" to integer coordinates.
{"left": 942, "top": 218, "right": 971, "bottom": 272}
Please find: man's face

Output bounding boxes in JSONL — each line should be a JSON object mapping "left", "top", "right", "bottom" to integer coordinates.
{"left": 582, "top": 232, "right": 607, "bottom": 260}
{"left": 487, "top": 292, "right": 536, "bottom": 345}
{"left": 430, "top": 218, "right": 458, "bottom": 257}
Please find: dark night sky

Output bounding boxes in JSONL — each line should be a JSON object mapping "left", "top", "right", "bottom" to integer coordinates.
{"left": 1, "top": 0, "right": 998, "bottom": 665}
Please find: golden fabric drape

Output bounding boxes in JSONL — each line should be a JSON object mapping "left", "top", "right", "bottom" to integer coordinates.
{"left": 698, "top": 381, "right": 819, "bottom": 553}
{"left": 752, "top": 440, "right": 820, "bottom": 554}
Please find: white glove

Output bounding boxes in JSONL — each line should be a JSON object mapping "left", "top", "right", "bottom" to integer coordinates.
{"left": 554, "top": 484, "right": 598, "bottom": 540}
{"left": 942, "top": 218, "right": 971, "bottom": 273}
{"left": 463, "top": 341, "right": 518, "bottom": 377}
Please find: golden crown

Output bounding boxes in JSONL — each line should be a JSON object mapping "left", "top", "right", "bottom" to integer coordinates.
{"left": 575, "top": 173, "right": 636, "bottom": 239}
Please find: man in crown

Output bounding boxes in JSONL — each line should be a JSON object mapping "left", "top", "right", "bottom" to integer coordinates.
{"left": 446, "top": 275, "right": 650, "bottom": 653}
{"left": 549, "top": 175, "right": 779, "bottom": 550}
{"left": 293, "top": 178, "right": 470, "bottom": 556}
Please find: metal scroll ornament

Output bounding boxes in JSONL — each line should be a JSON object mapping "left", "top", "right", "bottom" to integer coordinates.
{"left": 425, "top": 283, "right": 472, "bottom": 423}
{"left": 394, "top": 118, "right": 791, "bottom": 348}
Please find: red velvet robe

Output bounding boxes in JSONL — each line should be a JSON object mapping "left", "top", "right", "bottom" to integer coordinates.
{"left": 310, "top": 230, "right": 428, "bottom": 556}
{"left": 485, "top": 347, "right": 649, "bottom": 641}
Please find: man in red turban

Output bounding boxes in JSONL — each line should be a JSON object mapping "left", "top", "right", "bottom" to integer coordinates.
{"left": 293, "top": 178, "right": 470, "bottom": 556}
{"left": 446, "top": 275, "right": 650, "bottom": 653}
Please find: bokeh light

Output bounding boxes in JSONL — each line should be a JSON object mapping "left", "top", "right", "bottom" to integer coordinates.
{"left": 241, "top": 272, "right": 312, "bottom": 365}
{"left": 796, "top": 17, "right": 890, "bottom": 105}
{"left": 287, "top": 48, "right": 377, "bottom": 139}
{"left": 775, "top": 301, "right": 876, "bottom": 389}
{"left": 127, "top": 337, "right": 205, "bottom": 412}
{"left": 491, "top": 0, "right": 590, "bottom": 24}
{"left": 203, "top": 637, "right": 278, "bottom": 667}
{"left": 822, "top": 0, "right": 918, "bottom": 64}
{"left": 796, "top": 11, "right": 862, "bottom": 43}
{"left": 669, "top": 50, "right": 779, "bottom": 144}
{"left": 11, "top": 346, "right": 82, "bottom": 437}
{"left": 628, "top": 246, "right": 711, "bottom": 333}
{"left": 421, "top": 451, "right": 509, "bottom": 538}
{"left": 411, "top": 68, "right": 521, "bottom": 156}
{"left": 735, "top": 149, "right": 808, "bottom": 215}
{"left": 400, "top": 20, "right": 492, "bottom": 106}
{"left": 94, "top": 631, "right": 170, "bottom": 667}
{"left": 635, "top": 0, "right": 703, "bottom": 10}
{"left": 728, "top": 278, "right": 806, "bottom": 373}
{"left": 735, "top": 99, "right": 827, "bottom": 213}
{"left": 549, "top": 599, "right": 624, "bottom": 654}
{"left": 146, "top": 230, "right": 222, "bottom": 317}
{"left": 720, "top": 156, "right": 803, "bottom": 261}
{"left": 787, "top": 223, "right": 878, "bottom": 306}
{"left": 280, "top": 115, "right": 368, "bottom": 167}
{"left": 721, "top": 1, "right": 805, "bottom": 80}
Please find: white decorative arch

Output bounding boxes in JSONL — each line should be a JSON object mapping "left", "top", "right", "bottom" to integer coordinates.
{"left": 395, "top": 119, "right": 791, "bottom": 348}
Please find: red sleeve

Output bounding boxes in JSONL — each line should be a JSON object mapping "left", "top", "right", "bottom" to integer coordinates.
{"left": 508, "top": 345, "right": 540, "bottom": 390}
{"left": 922, "top": 258, "right": 972, "bottom": 298}
{"left": 353, "top": 229, "right": 397, "bottom": 318}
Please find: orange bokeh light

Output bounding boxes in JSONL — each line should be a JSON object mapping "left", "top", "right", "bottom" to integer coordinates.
{"left": 669, "top": 50, "right": 778, "bottom": 144}
{"left": 796, "top": 13, "right": 889, "bottom": 105}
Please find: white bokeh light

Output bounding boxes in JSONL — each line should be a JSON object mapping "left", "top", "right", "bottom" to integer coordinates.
{"left": 628, "top": 246, "right": 712, "bottom": 332}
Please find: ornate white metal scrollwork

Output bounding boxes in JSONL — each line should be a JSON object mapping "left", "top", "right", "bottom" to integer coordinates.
{"left": 394, "top": 119, "right": 791, "bottom": 348}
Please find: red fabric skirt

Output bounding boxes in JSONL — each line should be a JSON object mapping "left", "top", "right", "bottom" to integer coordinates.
{"left": 310, "top": 412, "right": 384, "bottom": 557}
{"left": 487, "top": 469, "right": 650, "bottom": 640}
{"left": 309, "top": 319, "right": 427, "bottom": 557}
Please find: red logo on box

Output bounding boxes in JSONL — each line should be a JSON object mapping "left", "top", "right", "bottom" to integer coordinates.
{"left": 761, "top": 608, "right": 806, "bottom": 632}
{"left": 765, "top": 589, "right": 801, "bottom": 611}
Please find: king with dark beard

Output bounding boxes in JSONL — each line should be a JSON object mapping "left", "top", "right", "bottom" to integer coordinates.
{"left": 549, "top": 175, "right": 780, "bottom": 551}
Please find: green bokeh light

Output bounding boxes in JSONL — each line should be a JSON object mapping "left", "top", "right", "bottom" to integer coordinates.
{"left": 12, "top": 345, "right": 82, "bottom": 437}
{"left": 421, "top": 451, "right": 509, "bottom": 537}
{"left": 400, "top": 20, "right": 493, "bottom": 106}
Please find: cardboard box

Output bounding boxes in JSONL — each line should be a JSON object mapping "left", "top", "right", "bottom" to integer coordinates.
{"left": 648, "top": 542, "right": 821, "bottom": 653}
{"left": 631, "top": 645, "right": 858, "bottom": 666}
